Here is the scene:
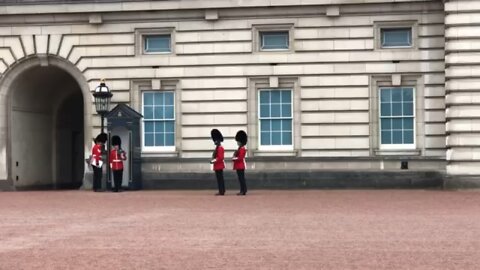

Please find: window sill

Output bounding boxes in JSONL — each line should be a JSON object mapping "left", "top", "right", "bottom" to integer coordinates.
{"left": 143, "top": 52, "right": 173, "bottom": 55}
{"left": 141, "top": 151, "right": 179, "bottom": 158}
{"left": 374, "top": 149, "right": 421, "bottom": 156}
{"left": 255, "top": 49, "right": 294, "bottom": 54}
{"left": 253, "top": 150, "right": 298, "bottom": 157}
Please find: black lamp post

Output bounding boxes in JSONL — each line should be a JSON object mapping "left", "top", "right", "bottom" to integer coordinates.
{"left": 92, "top": 79, "right": 113, "bottom": 191}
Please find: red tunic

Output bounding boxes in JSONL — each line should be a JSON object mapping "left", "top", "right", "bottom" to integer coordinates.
{"left": 110, "top": 149, "right": 127, "bottom": 171}
{"left": 91, "top": 143, "right": 102, "bottom": 167}
{"left": 212, "top": 145, "right": 225, "bottom": 171}
{"left": 232, "top": 146, "right": 246, "bottom": 170}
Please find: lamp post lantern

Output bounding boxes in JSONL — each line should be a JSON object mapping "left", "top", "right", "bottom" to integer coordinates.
{"left": 92, "top": 79, "right": 113, "bottom": 191}
{"left": 92, "top": 79, "right": 113, "bottom": 133}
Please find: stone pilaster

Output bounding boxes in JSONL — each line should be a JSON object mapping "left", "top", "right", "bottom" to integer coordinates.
{"left": 445, "top": 0, "right": 480, "bottom": 178}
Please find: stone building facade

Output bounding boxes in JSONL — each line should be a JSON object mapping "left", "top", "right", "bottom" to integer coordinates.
{"left": 0, "top": 0, "right": 476, "bottom": 190}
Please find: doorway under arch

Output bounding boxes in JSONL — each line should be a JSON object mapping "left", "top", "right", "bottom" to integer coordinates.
{"left": 8, "top": 63, "right": 86, "bottom": 189}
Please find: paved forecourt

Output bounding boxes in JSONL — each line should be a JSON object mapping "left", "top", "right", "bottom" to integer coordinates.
{"left": 0, "top": 190, "right": 479, "bottom": 269}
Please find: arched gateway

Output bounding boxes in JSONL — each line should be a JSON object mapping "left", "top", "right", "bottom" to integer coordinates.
{"left": 0, "top": 56, "right": 93, "bottom": 190}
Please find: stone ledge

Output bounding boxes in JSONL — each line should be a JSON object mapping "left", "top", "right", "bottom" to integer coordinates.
{"left": 142, "top": 170, "right": 445, "bottom": 190}
{"left": 444, "top": 175, "right": 480, "bottom": 189}
{"left": 0, "top": 180, "right": 14, "bottom": 191}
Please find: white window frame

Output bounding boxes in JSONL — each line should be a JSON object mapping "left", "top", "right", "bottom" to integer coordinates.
{"left": 260, "top": 31, "right": 290, "bottom": 51}
{"left": 141, "top": 90, "right": 176, "bottom": 152}
{"left": 144, "top": 34, "right": 172, "bottom": 53}
{"left": 253, "top": 24, "right": 295, "bottom": 53}
{"left": 135, "top": 28, "right": 175, "bottom": 55}
{"left": 374, "top": 21, "right": 417, "bottom": 50}
{"left": 378, "top": 87, "right": 416, "bottom": 150}
{"left": 257, "top": 89, "right": 294, "bottom": 151}
{"left": 380, "top": 27, "right": 412, "bottom": 48}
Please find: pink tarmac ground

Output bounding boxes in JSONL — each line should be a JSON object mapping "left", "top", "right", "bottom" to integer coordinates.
{"left": 0, "top": 190, "right": 480, "bottom": 269}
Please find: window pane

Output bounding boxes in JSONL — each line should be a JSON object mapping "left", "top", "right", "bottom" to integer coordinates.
{"left": 403, "top": 118, "right": 414, "bottom": 130}
{"left": 154, "top": 93, "right": 163, "bottom": 105}
{"left": 261, "top": 32, "right": 289, "bottom": 50}
{"left": 271, "top": 91, "right": 281, "bottom": 103}
{"left": 381, "top": 28, "right": 412, "bottom": 47}
{"left": 260, "top": 104, "right": 270, "bottom": 118}
{"left": 404, "top": 131, "right": 414, "bottom": 144}
{"left": 144, "top": 134, "right": 154, "bottom": 146}
{"left": 155, "top": 134, "right": 165, "bottom": 146}
{"left": 271, "top": 104, "right": 281, "bottom": 117}
{"left": 144, "top": 93, "right": 154, "bottom": 105}
{"left": 165, "top": 92, "right": 174, "bottom": 105}
{"left": 154, "top": 122, "right": 164, "bottom": 133}
{"left": 145, "top": 35, "right": 171, "bottom": 52}
{"left": 282, "top": 131, "right": 292, "bottom": 145}
{"left": 271, "top": 131, "right": 282, "bottom": 145}
{"left": 392, "top": 89, "right": 402, "bottom": 102}
{"left": 281, "top": 90, "right": 292, "bottom": 103}
{"left": 165, "top": 106, "right": 174, "bottom": 119}
{"left": 271, "top": 119, "right": 281, "bottom": 131}
{"left": 260, "top": 131, "right": 271, "bottom": 145}
{"left": 154, "top": 107, "right": 164, "bottom": 119}
{"left": 260, "top": 120, "right": 270, "bottom": 132}
{"left": 165, "top": 133, "right": 175, "bottom": 146}
{"left": 392, "top": 103, "right": 402, "bottom": 116}
{"left": 392, "top": 131, "right": 403, "bottom": 144}
{"left": 380, "top": 89, "right": 391, "bottom": 103}
{"left": 381, "top": 131, "right": 392, "bottom": 144}
{"left": 403, "top": 88, "right": 414, "bottom": 102}
{"left": 281, "top": 104, "right": 292, "bottom": 117}
{"left": 144, "top": 107, "right": 154, "bottom": 119}
{"left": 259, "top": 91, "right": 270, "bottom": 104}
{"left": 392, "top": 118, "right": 402, "bottom": 130}
{"left": 403, "top": 102, "right": 413, "bottom": 116}
{"left": 380, "top": 103, "right": 391, "bottom": 116}
{"left": 165, "top": 121, "right": 175, "bottom": 133}
{"left": 283, "top": 119, "right": 292, "bottom": 131}
{"left": 144, "top": 122, "right": 154, "bottom": 133}
{"left": 381, "top": 118, "right": 391, "bottom": 131}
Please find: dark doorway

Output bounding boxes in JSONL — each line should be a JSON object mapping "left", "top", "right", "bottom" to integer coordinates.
{"left": 56, "top": 91, "right": 84, "bottom": 189}
{"left": 10, "top": 66, "right": 84, "bottom": 189}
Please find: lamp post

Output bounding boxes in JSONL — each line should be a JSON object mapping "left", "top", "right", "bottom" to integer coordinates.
{"left": 92, "top": 79, "right": 113, "bottom": 191}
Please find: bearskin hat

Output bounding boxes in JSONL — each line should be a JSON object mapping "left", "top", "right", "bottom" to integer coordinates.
{"left": 111, "top": 135, "right": 121, "bottom": 147}
{"left": 95, "top": 133, "right": 108, "bottom": 144}
{"left": 235, "top": 130, "right": 248, "bottom": 146}
{"left": 210, "top": 129, "right": 224, "bottom": 143}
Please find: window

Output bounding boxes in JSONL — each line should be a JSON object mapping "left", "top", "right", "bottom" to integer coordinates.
{"left": 142, "top": 91, "right": 175, "bottom": 150}
{"left": 253, "top": 24, "right": 294, "bottom": 53}
{"left": 379, "top": 87, "right": 415, "bottom": 149}
{"left": 381, "top": 28, "right": 412, "bottom": 48}
{"left": 259, "top": 89, "right": 293, "bottom": 149}
{"left": 144, "top": 35, "right": 171, "bottom": 53}
{"left": 135, "top": 28, "right": 175, "bottom": 55}
{"left": 260, "top": 31, "right": 289, "bottom": 50}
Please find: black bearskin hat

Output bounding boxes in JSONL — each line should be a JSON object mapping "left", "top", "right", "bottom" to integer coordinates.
{"left": 235, "top": 130, "right": 248, "bottom": 146}
{"left": 95, "top": 133, "right": 108, "bottom": 144}
{"left": 111, "top": 135, "right": 121, "bottom": 147}
{"left": 210, "top": 129, "right": 224, "bottom": 143}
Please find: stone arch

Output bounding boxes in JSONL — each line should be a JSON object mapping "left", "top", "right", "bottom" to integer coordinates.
{"left": 0, "top": 55, "right": 93, "bottom": 189}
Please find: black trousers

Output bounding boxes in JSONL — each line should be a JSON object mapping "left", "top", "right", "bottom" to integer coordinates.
{"left": 112, "top": 170, "right": 123, "bottom": 191}
{"left": 215, "top": 170, "right": 225, "bottom": 194}
{"left": 92, "top": 165, "right": 102, "bottom": 191}
{"left": 236, "top": 170, "right": 247, "bottom": 194}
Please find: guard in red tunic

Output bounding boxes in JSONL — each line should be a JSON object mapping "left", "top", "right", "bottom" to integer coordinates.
{"left": 91, "top": 133, "right": 107, "bottom": 192}
{"left": 210, "top": 129, "right": 225, "bottom": 196}
{"left": 233, "top": 130, "right": 248, "bottom": 195}
{"left": 110, "top": 135, "right": 127, "bottom": 192}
